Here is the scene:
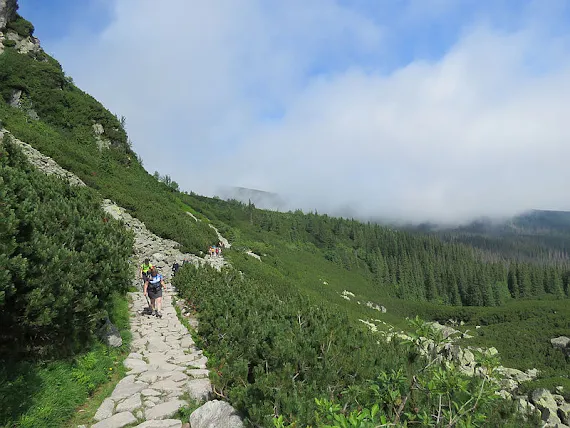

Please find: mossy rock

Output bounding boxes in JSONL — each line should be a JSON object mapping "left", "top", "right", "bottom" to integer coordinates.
{"left": 2, "top": 39, "right": 16, "bottom": 48}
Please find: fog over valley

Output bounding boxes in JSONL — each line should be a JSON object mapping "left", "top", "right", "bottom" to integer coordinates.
{"left": 24, "top": 0, "right": 570, "bottom": 224}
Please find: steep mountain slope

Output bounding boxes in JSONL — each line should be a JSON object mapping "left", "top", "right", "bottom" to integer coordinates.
{"left": 1, "top": 3, "right": 569, "bottom": 427}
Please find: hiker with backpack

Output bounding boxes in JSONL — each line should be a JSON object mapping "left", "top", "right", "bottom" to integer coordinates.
{"left": 172, "top": 262, "right": 180, "bottom": 276}
{"left": 139, "top": 258, "right": 154, "bottom": 286}
{"left": 144, "top": 267, "right": 166, "bottom": 318}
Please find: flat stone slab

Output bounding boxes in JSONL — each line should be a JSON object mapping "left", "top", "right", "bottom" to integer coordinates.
{"left": 141, "top": 388, "right": 161, "bottom": 397}
{"left": 115, "top": 392, "right": 142, "bottom": 413}
{"left": 187, "top": 369, "right": 210, "bottom": 379}
{"left": 138, "top": 370, "right": 177, "bottom": 384}
{"left": 180, "top": 337, "right": 194, "bottom": 348}
{"left": 186, "top": 378, "right": 212, "bottom": 401}
{"left": 150, "top": 379, "right": 183, "bottom": 392}
{"left": 189, "top": 356, "right": 208, "bottom": 369}
{"left": 168, "top": 372, "right": 188, "bottom": 382}
{"left": 149, "top": 362, "right": 185, "bottom": 372}
{"left": 124, "top": 358, "right": 149, "bottom": 370}
{"left": 128, "top": 352, "right": 144, "bottom": 360}
{"left": 92, "top": 411, "right": 137, "bottom": 428}
{"left": 134, "top": 419, "right": 182, "bottom": 427}
{"left": 147, "top": 341, "right": 170, "bottom": 353}
{"left": 144, "top": 399, "right": 187, "bottom": 420}
{"left": 112, "top": 382, "right": 147, "bottom": 401}
{"left": 94, "top": 397, "right": 115, "bottom": 422}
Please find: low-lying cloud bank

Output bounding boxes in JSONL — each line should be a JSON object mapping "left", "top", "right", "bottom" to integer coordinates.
{"left": 45, "top": 0, "right": 570, "bottom": 224}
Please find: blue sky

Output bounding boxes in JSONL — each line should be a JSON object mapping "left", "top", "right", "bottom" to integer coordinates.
{"left": 19, "top": 0, "right": 112, "bottom": 41}
{"left": 21, "top": 0, "right": 570, "bottom": 74}
{"left": 15, "top": 0, "right": 570, "bottom": 222}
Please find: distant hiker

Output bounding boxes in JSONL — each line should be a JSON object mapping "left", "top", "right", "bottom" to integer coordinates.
{"left": 215, "top": 247, "right": 220, "bottom": 256}
{"left": 172, "top": 262, "right": 180, "bottom": 276}
{"left": 144, "top": 267, "right": 165, "bottom": 318}
{"left": 139, "top": 258, "right": 154, "bottom": 284}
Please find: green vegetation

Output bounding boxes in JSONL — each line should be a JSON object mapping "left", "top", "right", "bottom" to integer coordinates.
{"left": 173, "top": 265, "right": 533, "bottom": 427}
{"left": 171, "top": 197, "right": 569, "bottom": 423}
{"left": 0, "top": 136, "right": 133, "bottom": 357}
{"left": 0, "top": 48, "right": 217, "bottom": 254}
{"left": 1, "top": 9, "right": 568, "bottom": 427}
{"left": 0, "top": 292, "right": 131, "bottom": 428}
{"left": 2, "top": 39, "right": 16, "bottom": 48}
{"left": 6, "top": 14, "right": 35, "bottom": 38}
{"left": 0, "top": 139, "right": 134, "bottom": 427}
{"left": 187, "top": 197, "right": 570, "bottom": 307}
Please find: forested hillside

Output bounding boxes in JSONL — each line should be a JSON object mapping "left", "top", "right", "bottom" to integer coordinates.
{"left": 404, "top": 210, "right": 570, "bottom": 263}
{"left": 1, "top": 3, "right": 569, "bottom": 427}
{"left": 184, "top": 197, "right": 570, "bottom": 306}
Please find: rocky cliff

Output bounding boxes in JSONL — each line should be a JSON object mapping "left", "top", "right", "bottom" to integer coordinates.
{"left": 0, "top": 0, "right": 17, "bottom": 29}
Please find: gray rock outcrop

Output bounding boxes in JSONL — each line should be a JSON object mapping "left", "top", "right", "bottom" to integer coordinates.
{"left": 97, "top": 316, "right": 123, "bottom": 348}
{"left": 551, "top": 336, "right": 570, "bottom": 356}
{"left": 189, "top": 400, "right": 244, "bottom": 428}
{"left": 529, "top": 388, "right": 569, "bottom": 427}
{"left": 0, "top": 0, "right": 17, "bottom": 29}
{"left": 1, "top": 129, "right": 87, "bottom": 186}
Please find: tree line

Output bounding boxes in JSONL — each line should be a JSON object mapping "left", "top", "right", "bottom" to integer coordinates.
{"left": 184, "top": 197, "right": 570, "bottom": 307}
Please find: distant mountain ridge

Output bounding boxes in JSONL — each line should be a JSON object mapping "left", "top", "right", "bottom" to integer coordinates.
{"left": 216, "top": 186, "right": 287, "bottom": 211}
{"left": 401, "top": 209, "right": 570, "bottom": 264}
{"left": 444, "top": 210, "right": 570, "bottom": 237}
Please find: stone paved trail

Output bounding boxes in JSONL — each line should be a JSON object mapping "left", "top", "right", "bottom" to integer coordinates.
{"left": 90, "top": 287, "right": 212, "bottom": 428}
{"left": 6, "top": 126, "right": 243, "bottom": 427}
{"left": 89, "top": 202, "right": 229, "bottom": 427}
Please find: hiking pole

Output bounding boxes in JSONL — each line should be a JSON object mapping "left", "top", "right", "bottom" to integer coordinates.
{"left": 144, "top": 294, "right": 153, "bottom": 315}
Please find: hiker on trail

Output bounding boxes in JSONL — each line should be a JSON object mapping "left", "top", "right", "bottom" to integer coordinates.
{"left": 172, "top": 262, "right": 180, "bottom": 276}
{"left": 144, "top": 267, "right": 166, "bottom": 318}
{"left": 139, "top": 258, "right": 154, "bottom": 284}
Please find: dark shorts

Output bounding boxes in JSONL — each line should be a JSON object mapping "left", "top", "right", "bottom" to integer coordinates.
{"left": 148, "top": 287, "right": 162, "bottom": 299}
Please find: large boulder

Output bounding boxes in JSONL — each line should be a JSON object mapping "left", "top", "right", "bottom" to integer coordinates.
{"left": 514, "top": 397, "right": 536, "bottom": 420}
{"left": 551, "top": 336, "right": 570, "bottom": 355}
{"left": 559, "top": 402, "right": 570, "bottom": 425}
{"left": 429, "top": 321, "right": 459, "bottom": 339}
{"left": 497, "top": 367, "right": 531, "bottom": 383}
{"left": 98, "top": 316, "right": 123, "bottom": 348}
{"left": 531, "top": 389, "right": 560, "bottom": 424}
{"left": 189, "top": 400, "right": 244, "bottom": 428}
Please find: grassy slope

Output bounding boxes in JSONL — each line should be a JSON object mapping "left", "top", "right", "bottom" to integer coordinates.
{"left": 0, "top": 293, "right": 131, "bottom": 428}
{"left": 218, "top": 216, "right": 570, "bottom": 393}
{"left": 0, "top": 48, "right": 217, "bottom": 254}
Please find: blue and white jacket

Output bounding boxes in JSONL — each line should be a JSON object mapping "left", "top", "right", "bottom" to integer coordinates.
{"left": 147, "top": 274, "right": 163, "bottom": 290}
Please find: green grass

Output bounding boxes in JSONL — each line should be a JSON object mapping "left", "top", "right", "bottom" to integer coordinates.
{"left": 0, "top": 293, "right": 132, "bottom": 428}
{"left": 223, "top": 236, "right": 570, "bottom": 400}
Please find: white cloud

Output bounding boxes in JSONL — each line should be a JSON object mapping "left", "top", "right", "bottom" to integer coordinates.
{"left": 48, "top": 0, "right": 570, "bottom": 223}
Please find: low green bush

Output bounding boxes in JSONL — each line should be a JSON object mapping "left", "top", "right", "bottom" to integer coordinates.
{"left": 0, "top": 137, "right": 133, "bottom": 357}
{"left": 0, "top": 292, "right": 131, "bottom": 428}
